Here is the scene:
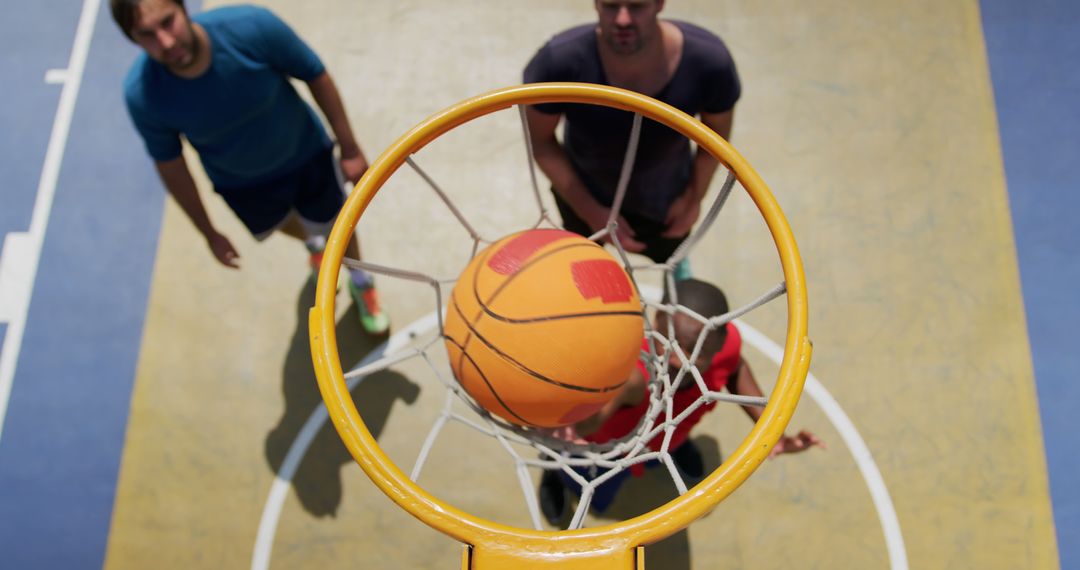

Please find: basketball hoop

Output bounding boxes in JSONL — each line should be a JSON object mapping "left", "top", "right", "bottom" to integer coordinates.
{"left": 309, "top": 83, "right": 811, "bottom": 569}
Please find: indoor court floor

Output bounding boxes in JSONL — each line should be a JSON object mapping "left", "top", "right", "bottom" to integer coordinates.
{"left": 1, "top": 0, "right": 1077, "bottom": 568}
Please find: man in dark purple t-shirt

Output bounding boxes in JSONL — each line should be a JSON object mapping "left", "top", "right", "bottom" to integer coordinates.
{"left": 524, "top": 0, "right": 740, "bottom": 270}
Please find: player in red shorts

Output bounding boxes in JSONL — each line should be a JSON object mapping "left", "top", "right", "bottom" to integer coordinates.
{"left": 539, "top": 278, "right": 823, "bottom": 524}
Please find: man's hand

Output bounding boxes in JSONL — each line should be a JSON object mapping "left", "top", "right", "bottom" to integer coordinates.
{"left": 582, "top": 203, "right": 646, "bottom": 253}
{"left": 547, "top": 424, "right": 588, "bottom": 444}
{"left": 206, "top": 231, "right": 240, "bottom": 269}
{"left": 769, "top": 430, "right": 825, "bottom": 458}
{"left": 339, "top": 154, "right": 369, "bottom": 186}
{"left": 662, "top": 190, "right": 701, "bottom": 238}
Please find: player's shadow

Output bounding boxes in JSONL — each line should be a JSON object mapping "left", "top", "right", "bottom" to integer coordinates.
{"left": 264, "top": 278, "right": 420, "bottom": 517}
{"left": 588, "top": 436, "right": 723, "bottom": 570}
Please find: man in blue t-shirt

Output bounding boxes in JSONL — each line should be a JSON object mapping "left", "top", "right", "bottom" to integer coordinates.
{"left": 523, "top": 0, "right": 740, "bottom": 275}
{"left": 111, "top": 0, "right": 388, "bottom": 334}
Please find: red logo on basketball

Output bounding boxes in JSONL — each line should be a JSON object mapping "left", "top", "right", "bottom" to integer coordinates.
{"left": 487, "top": 229, "right": 572, "bottom": 275}
{"left": 571, "top": 259, "right": 633, "bottom": 303}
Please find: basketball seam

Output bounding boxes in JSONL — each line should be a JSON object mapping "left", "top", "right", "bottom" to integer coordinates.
{"left": 472, "top": 241, "right": 599, "bottom": 316}
{"left": 473, "top": 239, "right": 642, "bottom": 321}
{"left": 451, "top": 294, "right": 627, "bottom": 395}
{"left": 443, "top": 333, "right": 536, "bottom": 426}
{"left": 463, "top": 237, "right": 633, "bottom": 393}
{"left": 447, "top": 232, "right": 637, "bottom": 427}
{"left": 481, "top": 309, "right": 643, "bottom": 324}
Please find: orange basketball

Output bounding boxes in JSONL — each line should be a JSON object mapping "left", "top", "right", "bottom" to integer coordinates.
{"left": 443, "top": 228, "right": 644, "bottom": 428}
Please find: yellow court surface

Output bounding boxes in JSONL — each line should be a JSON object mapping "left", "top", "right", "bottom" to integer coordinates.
{"left": 97, "top": 1, "right": 1056, "bottom": 568}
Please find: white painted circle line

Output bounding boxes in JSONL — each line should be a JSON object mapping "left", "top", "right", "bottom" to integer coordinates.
{"left": 735, "top": 321, "right": 908, "bottom": 570}
{"left": 251, "top": 311, "right": 438, "bottom": 570}
{"left": 254, "top": 299, "right": 907, "bottom": 569}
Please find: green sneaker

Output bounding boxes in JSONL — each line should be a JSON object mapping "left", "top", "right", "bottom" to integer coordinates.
{"left": 348, "top": 279, "right": 390, "bottom": 335}
{"left": 308, "top": 250, "right": 343, "bottom": 291}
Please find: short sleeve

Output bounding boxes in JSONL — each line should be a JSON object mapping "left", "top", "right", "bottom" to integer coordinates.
{"left": 523, "top": 42, "right": 566, "bottom": 115}
{"left": 124, "top": 89, "right": 182, "bottom": 162}
{"left": 699, "top": 44, "right": 741, "bottom": 114}
{"left": 702, "top": 323, "right": 742, "bottom": 391}
{"left": 248, "top": 7, "right": 325, "bottom": 81}
{"left": 523, "top": 42, "right": 555, "bottom": 84}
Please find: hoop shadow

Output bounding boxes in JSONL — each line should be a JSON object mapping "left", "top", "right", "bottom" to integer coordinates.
{"left": 585, "top": 435, "right": 723, "bottom": 569}
{"left": 264, "top": 278, "right": 420, "bottom": 517}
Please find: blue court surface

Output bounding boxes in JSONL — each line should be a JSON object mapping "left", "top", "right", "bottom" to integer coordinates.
{"left": 981, "top": 1, "right": 1080, "bottom": 566}
{"left": 0, "top": 0, "right": 1076, "bottom": 568}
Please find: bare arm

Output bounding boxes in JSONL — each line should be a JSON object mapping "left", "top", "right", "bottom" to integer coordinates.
{"left": 727, "top": 356, "right": 766, "bottom": 423}
{"left": 526, "top": 107, "right": 601, "bottom": 225}
{"left": 662, "top": 108, "right": 734, "bottom": 237}
{"left": 155, "top": 156, "right": 239, "bottom": 268}
{"left": 704, "top": 108, "right": 734, "bottom": 140}
{"left": 575, "top": 367, "right": 648, "bottom": 437}
{"left": 525, "top": 106, "right": 645, "bottom": 252}
{"left": 307, "top": 71, "right": 369, "bottom": 183}
{"left": 728, "top": 357, "right": 825, "bottom": 456}
{"left": 689, "top": 109, "right": 732, "bottom": 198}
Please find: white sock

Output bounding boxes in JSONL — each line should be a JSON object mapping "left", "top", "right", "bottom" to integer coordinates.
{"left": 305, "top": 235, "right": 327, "bottom": 254}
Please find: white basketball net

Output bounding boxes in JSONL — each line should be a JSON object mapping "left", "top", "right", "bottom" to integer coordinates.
{"left": 336, "top": 105, "right": 788, "bottom": 531}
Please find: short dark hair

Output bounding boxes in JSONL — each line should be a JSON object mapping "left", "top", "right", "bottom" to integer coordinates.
{"left": 664, "top": 278, "right": 731, "bottom": 351}
{"left": 670, "top": 279, "right": 729, "bottom": 319}
{"left": 110, "top": 0, "right": 186, "bottom": 39}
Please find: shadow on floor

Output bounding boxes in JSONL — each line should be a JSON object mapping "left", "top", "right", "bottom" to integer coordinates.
{"left": 264, "top": 278, "right": 420, "bottom": 517}
{"left": 584, "top": 436, "right": 724, "bottom": 569}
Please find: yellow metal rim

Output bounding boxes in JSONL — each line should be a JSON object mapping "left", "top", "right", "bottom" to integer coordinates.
{"left": 309, "top": 82, "right": 811, "bottom": 556}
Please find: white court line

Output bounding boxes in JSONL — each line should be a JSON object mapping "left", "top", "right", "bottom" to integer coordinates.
{"left": 252, "top": 289, "right": 908, "bottom": 569}
{"left": 736, "top": 321, "right": 909, "bottom": 570}
{"left": 0, "top": 0, "right": 101, "bottom": 441}
{"left": 250, "top": 312, "right": 437, "bottom": 570}
{"left": 44, "top": 69, "right": 70, "bottom": 85}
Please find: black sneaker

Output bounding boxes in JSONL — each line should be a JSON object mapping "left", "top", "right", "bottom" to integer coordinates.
{"left": 671, "top": 440, "right": 705, "bottom": 480}
{"left": 539, "top": 470, "right": 566, "bottom": 526}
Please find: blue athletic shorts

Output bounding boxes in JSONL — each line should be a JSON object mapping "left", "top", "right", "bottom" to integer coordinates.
{"left": 213, "top": 146, "right": 344, "bottom": 237}
{"left": 560, "top": 464, "right": 633, "bottom": 514}
{"left": 560, "top": 440, "right": 705, "bottom": 513}
{"left": 551, "top": 189, "right": 688, "bottom": 265}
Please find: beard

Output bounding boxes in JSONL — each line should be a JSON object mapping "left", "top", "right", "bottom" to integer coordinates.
{"left": 163, "top": 23, "right": 202, "bottom": 71}
{"left": 603, "top": 26, "right": 646, "bottom": 55}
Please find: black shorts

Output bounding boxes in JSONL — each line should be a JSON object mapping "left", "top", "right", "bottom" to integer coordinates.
{"left": 214, "top": 146, "right": 344, "bottom": 237}
{"left": 552, "top": 190, "right": 688, "bottom": 264}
